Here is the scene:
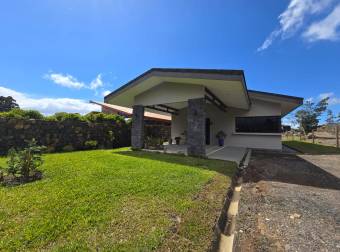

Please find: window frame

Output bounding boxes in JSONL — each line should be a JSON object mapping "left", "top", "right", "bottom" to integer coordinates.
{"left": 234, "top": 115, "right": 282, "bottom": 134}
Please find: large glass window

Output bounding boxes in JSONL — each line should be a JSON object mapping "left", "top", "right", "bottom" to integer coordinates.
{"left": 235, "top": 116, "right": 281, "bottom": 133}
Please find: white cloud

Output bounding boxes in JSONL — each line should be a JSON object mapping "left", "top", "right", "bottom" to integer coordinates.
{"left": 44, "top": 72, "right": 105, "bottom": 91}
{"left": 318, "top": 92, "right": 340, "bottom": 105}
{"left": 102, "top": 90, "right": 111, "bottom": 97}
{"left": 44, "top": 73, "right": 85, "bottom": 89}
{"left": 329, "top": 97, "right": 340, "bottom": 105}
{"left": 258, "top": 0, "right": 334, "bottom": 51}
{"left": 89, "top": 74, "right": 103, "bottom": 90}
{"left": 0, "top": 86, "right": 99, "bottom": 115}
{"left": 305, "top": 97, "right": 314, "bottom": 102}
{"left": 318, "top": 92, "right": 334, "bottom": 99}
{"left": 303, "top": 4, "right": 340, "bottom": 41}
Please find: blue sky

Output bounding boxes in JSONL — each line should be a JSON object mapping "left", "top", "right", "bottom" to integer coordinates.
{"left": 0, "top": 0, "right": 339, "bottom": 122}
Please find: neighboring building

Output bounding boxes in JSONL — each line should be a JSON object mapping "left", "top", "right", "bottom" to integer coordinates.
{"left": 89, "top": 100, "right": 171, "bottom": 122}
{"left": 104, "top": 68, "right": 303, "bottom": 156}
{"left": 90, "top": 100, "right": 171, "bottom": 142}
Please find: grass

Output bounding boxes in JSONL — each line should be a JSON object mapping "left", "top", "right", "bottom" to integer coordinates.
{"left": 0, "top": 148, "right": 236, "bottom": 251}
{"left": 283, "top": 140, "right": 340, "bottom": 155}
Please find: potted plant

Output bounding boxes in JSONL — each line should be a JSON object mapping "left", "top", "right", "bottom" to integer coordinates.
{"left": 174, "top": 136, "right": 181, "bottom": 145}
{"left": 216, "top": 131, "right": 227, "bottom": 146}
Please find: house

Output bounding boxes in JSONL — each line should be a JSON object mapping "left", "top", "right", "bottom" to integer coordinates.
{"left": 104, "top": 68, "right": 303, "bottom": 157}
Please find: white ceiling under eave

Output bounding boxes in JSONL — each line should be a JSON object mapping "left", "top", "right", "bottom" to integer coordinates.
{"left": 248, "top": 91, "right": 303, "bottom": 117}
{"left": 105, "top": 73, "right": 250, "bottom": 110}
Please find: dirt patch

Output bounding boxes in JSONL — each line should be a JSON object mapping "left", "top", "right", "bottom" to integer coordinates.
{"left": 235, "top": 152, "right": 340, "bottom": 252}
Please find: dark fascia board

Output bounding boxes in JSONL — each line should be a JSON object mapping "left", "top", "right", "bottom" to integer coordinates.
{"left": 248, "top": 89, "right": 304, "bottom": 104}
{"left": 104, "top": 68, "right": 250, "bottom": 106}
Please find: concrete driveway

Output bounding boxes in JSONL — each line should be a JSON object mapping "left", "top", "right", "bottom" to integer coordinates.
{"left": 206, "top": 146, "right": 246, "bottom": 165}
{"left": 299, "top": 154, "right": 340, "bottom": 179}
{"left": 164, "top": 144, "right": 247, "bottom": 164}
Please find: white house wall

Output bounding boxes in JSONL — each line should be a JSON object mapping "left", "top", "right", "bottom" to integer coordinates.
{"left": 171, "top": 108, "right": 187, "bottom": 144}
{"left": 134, "top": 82, "right": 204, "bottom": 106}
{"left": 171, "top": 98, "right": 282, "bottom": 150}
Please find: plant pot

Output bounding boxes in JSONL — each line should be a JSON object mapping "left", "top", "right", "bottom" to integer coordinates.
{"left": 218, "top": 138, "right": 224, "bottom": 146}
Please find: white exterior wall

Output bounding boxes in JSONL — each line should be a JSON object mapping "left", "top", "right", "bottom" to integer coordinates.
{"left": 171, "top": 108, "right": 187, "bottom": 144}
{"left": 171, "top": 98, "right": 282, "bottom": 150}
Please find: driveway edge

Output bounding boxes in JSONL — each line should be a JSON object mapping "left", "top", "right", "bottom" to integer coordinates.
{"left": 211, "top": 149, "right": 251, "bottom": 252}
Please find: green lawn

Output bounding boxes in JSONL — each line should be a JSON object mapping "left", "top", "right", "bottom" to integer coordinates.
{"left": 0, "top": 148, "right": 236, "bottom": 251}
{"left": 283, "top": 140, "right": 340, "bottom": 155}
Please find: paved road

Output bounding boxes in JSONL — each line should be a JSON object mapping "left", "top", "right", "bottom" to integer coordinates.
{"left": 235, "top": 152, "right": 340, "bottom": 252}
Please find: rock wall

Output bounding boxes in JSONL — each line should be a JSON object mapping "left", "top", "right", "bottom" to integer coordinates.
{"left": 0, "top": 118, "right": 131, "bottom": 154}
{"left": 187, "top": 98, "right": 206, "bottom": 157}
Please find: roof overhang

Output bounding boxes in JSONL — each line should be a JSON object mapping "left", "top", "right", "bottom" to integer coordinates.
{"left": 104, "top": 68, "right": 304, "bottom": 117}
{"left": 90, "top": 100, "right": 171, "bottom": 121}
{"left": 104, "top": 68, "right": 251, "bottom": 110}
{"left": 248, "top": 90, "right": 303, "bottom": 117}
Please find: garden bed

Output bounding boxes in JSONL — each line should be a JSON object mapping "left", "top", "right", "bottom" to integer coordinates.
{"left": 0, "top": 148, "right": 236, "bottom": 251}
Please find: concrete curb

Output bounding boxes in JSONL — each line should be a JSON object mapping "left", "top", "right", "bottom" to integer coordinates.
{"left": 211, "top": 149, "right": 251, "bottom": 252}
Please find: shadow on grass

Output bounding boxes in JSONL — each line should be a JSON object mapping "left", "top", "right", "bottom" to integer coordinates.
{"left": 283, "top": 141, "right": 340, "bottom": 155}
{"left": 244, "top": 152, "right": 340, "bottom": 191}
{"left": 113, "top": 150, "right": 236, "bottom": 177}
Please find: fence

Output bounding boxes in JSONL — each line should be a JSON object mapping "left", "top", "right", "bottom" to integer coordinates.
{"left": 282, "top": 124, "right": 340, "bottom": 148}
{"left": 0, "top": 118, "right": 131, "bottom": 154}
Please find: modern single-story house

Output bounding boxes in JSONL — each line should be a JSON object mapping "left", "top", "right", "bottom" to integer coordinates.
{"left": 104, "top": 68, "right": 303, "bottom": 157}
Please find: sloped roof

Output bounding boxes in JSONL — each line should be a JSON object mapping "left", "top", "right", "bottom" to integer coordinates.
{"left": 103, "top": 68, "right": 304, "bottom": 117}
{"left": 90, "top": 100, "right": 171, "bottom": 121}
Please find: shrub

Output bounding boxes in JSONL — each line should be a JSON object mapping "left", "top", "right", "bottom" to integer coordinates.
{"left": 23, "top": 110, "right": 44, "bottom": 119}
{"left": 0, "top": 108, "right": 43, "bottom": 120}
{"left": 3, "top": 139, "right": 45, "bottom": 182}
{"left": 0, "top": 108, "right": 25, "bottom": 119}
{"left": 44, "top": 115, "right": 57, "bottom": 121}
{"left": 84, "top": 112, "right": 102, "bottom": 122}
{"left": 6, "top": 148, "right": 21, "bottom": 176}
{"left": 0, "top": 109, "right": 127, "bottom": 124}
{"left": 54, "top": 112, "right": 85, "bottom": 121}
{"left": 84, "top": 140, "right": 98, "bottom": 149}
{"left": 84, "top": 112, "right": 125, "bottom": 123}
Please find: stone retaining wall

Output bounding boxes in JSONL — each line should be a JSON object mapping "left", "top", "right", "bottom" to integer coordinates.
{"left": 0, "top": 118, "right": 131, "bottom": 154}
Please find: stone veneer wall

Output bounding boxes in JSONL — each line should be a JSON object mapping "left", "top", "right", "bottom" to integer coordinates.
{"left": 0, "top": 118, "right": 131, "bottom": 155}
{"left": 131, "top": 105, "right": 145, "bottom": 150}
{"left": 187, "top": 98, "right": 206, "bottom": 157}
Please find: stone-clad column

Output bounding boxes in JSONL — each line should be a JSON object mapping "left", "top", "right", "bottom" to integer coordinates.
{"left": 187, "top": 98, "right": 206, "bottom": 157}
{"left": 131, "top": 105, "right": 144, "bottom": 150}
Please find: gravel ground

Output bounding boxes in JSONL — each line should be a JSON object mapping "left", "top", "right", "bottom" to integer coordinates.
{"left": 234, "top": 152, "right": 340, "bottom": 252}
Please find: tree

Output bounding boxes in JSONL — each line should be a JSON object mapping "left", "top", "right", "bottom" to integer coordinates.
{"left": 295, "top": 97, "right": 329, "bottom": 133}
{"left": 0, "top": 96, "right": 19, "bottom": 112}
{"left": 326, "top": 109, "right": 335, "bottom": 124}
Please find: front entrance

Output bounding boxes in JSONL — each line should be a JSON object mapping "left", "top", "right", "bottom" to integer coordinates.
{"left": 205, "top": 118, "right": 210, "bottom": 145}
